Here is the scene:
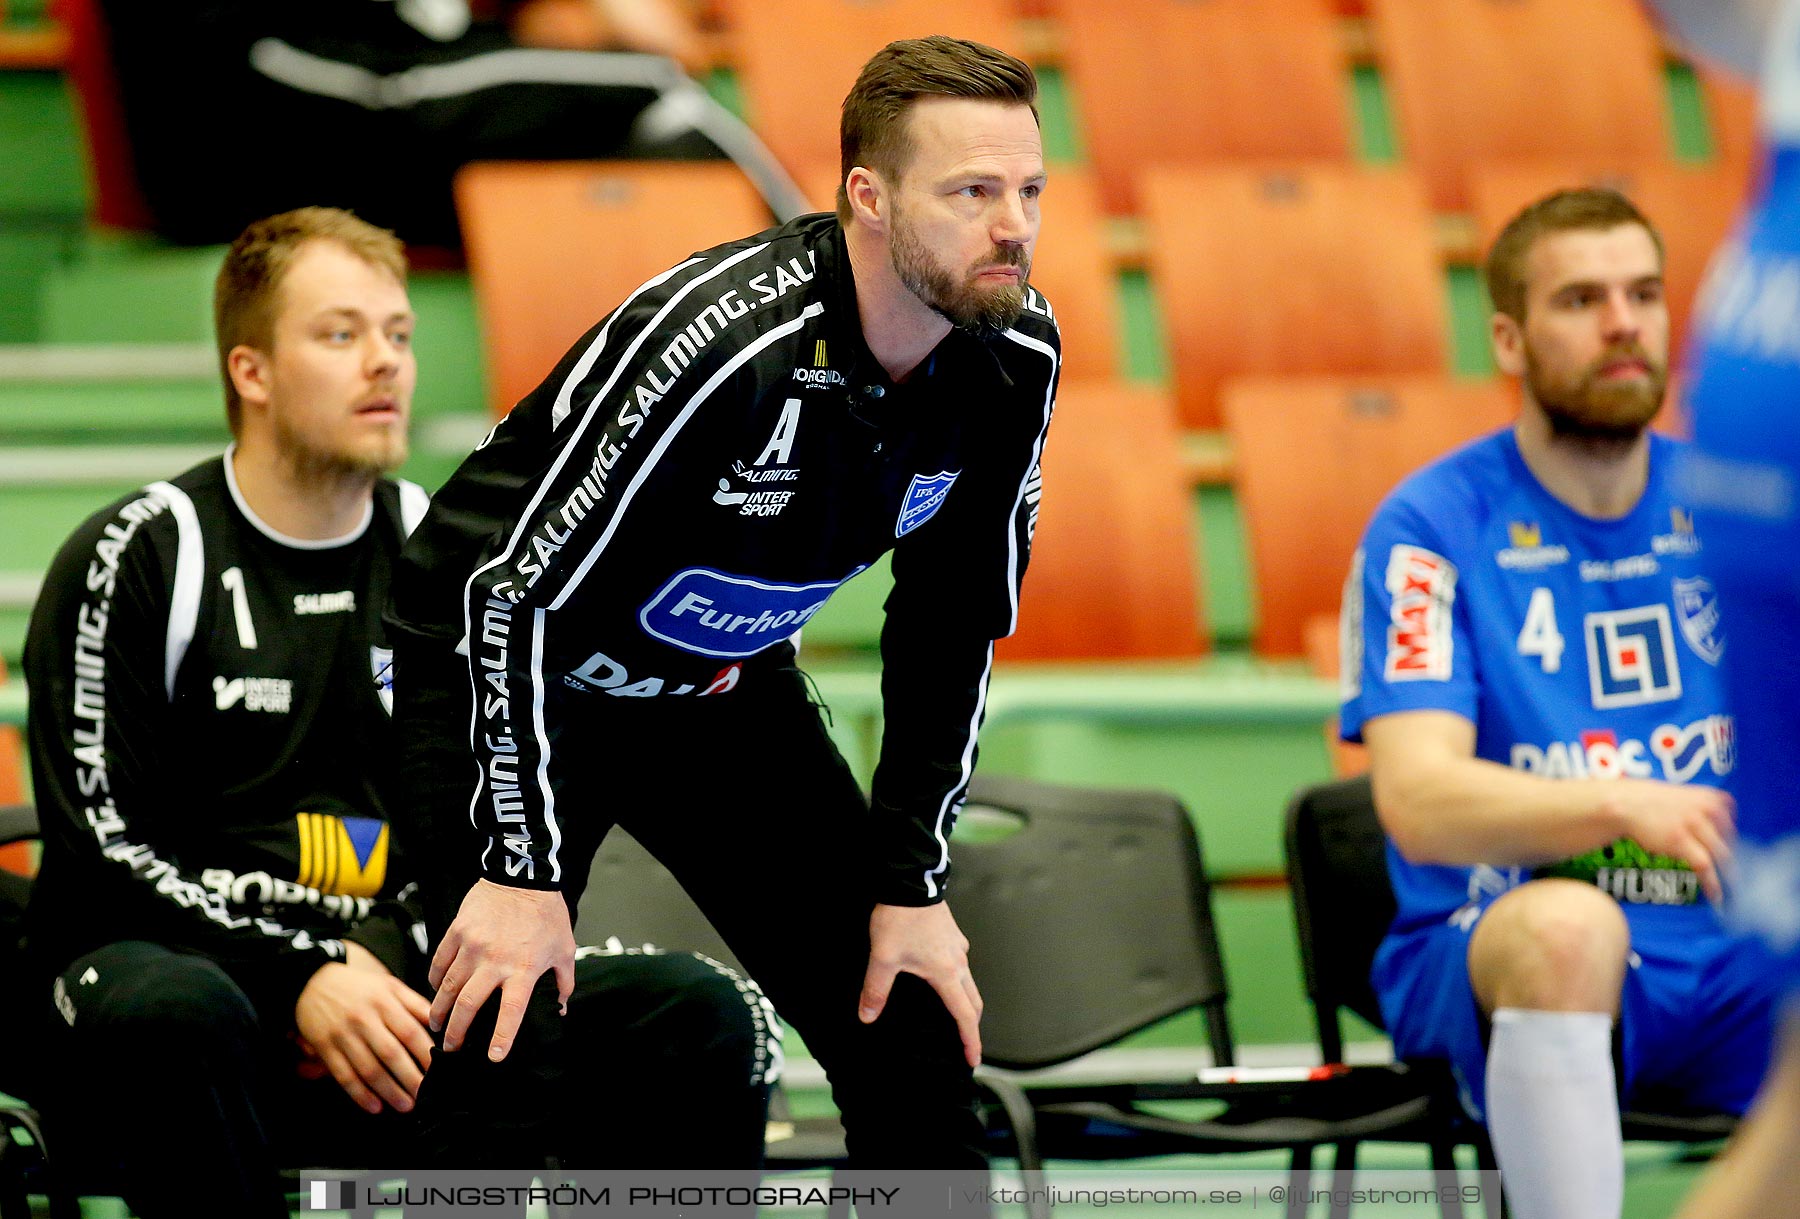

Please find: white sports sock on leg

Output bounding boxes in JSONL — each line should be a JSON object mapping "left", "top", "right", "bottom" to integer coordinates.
{"left": 1484, "top": 1008, "right": 1623, "bottom": 1219}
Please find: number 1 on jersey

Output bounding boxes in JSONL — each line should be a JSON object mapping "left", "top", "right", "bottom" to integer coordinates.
{"left": 1517, "top": 586, "right": 1563, "bottom": 674}
{"left": 221, "top": 566, "right": 258, "bottom": 650}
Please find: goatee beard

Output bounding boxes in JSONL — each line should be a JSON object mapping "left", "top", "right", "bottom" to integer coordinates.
{"left": 890, "top": 218, "right": 1030, "bottom": 340}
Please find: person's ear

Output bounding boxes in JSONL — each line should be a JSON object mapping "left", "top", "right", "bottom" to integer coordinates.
{"left": 845, "top": 166, "right": 889, "bottom": 232}
{"left": 228, "top": 344, "right": 273, "bottom": 410}
{"left": 1491, "top": 312, "right": 1526, "bottom": 378}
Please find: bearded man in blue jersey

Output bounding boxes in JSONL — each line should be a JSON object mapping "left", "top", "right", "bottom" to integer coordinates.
{"left": 1339, "top": 188, "right": 1783, "bottom": 1219}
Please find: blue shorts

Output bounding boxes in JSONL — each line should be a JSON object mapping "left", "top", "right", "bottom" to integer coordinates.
{"left": 1373, "top": 899, "right": 1781, "bottom": 1121}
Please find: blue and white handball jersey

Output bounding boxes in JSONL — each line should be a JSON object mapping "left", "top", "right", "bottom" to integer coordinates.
{"left": 1677, "top": 0, "right": 1800, "bottom": 968}
{"left": 1341, "top": 429, "right": 1733, "bottom": 934}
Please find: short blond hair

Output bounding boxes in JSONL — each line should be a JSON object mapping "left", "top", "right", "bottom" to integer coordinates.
{"left": 1484, "top": 188, "right": 1663, "bottom": 322}
{"left": 215, "top": 207, "right": 407, "bottom": 434}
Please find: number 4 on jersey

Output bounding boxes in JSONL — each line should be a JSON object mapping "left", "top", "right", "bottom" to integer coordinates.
{"left": 1518, "top": 586, "right": 1564, "bottom": 674}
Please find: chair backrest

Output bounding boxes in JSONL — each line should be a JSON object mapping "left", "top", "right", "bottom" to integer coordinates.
{"left": 1370, "top": 0, "right": 1670, "bottom": 211}
{"left": 1282, "top": 775, "right": 1392, "bottom": 1065}
{"left": 1025, "top": 168, "right": 1120, "bottom": 380}
{"left": 1466, "top": 157, "right": 1752, "bottom": 358}
{"left": 1140, "top": 164, "right": 1448, "bottom": 430}
{"left": 996, "top": 379, "right": 1207, "bottom": 661}
{"left": 1222, "top": 374, "right": 1516, "bottom": 656}
{"left": 1053, "top": 0, "right": 1353, "bottom": 214}
{"left": 718, "top": 0, "right": 1020, "bottom": 175}
{"left": 454, "top": 160, "right": 773, "bottom": 415}
{"left": 952, "top": 773, "right": 1234, "bottom": 1071}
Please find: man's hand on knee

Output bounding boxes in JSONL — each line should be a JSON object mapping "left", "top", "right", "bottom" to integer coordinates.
{"left": 295, "top": 941, "right": 436, "bottom": 1114}
{"left": 428, "top": 879, "right": 576, "bottom": 1062}
{"left": 860, "top": 902, "right": 984, "bottom": 1068}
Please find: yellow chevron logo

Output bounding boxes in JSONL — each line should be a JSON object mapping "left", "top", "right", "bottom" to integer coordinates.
{"left": 813, "top": 339, "right": 828, "bottom": 368}
{"left": 1508, "top": 521, "right": 1542, "bottom": 548}
{"left": 295, "top": 813, "right": 389, "bottom": 897}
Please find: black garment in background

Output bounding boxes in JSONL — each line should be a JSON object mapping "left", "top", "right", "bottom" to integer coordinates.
{"left": 95, "top": 0, "right": 808, "bottom": 248}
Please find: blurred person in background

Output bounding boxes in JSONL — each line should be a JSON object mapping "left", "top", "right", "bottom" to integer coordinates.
{"left": 1645, "top": 0, "right": 1800, "bottom": 1214}
{"left": 92, "top": 0, "right": 808, "bottom": 248}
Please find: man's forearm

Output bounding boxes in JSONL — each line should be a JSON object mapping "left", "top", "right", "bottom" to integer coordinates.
{"left": 1374, "top": 754, "right": 1628, "bottom": 868}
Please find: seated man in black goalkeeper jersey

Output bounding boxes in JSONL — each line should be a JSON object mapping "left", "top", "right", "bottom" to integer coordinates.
{"left": 20, "top": 207, "right": 776, "bottom": 1219}
{"left": 387, "top": 35, "right": 1061, "bottom": 1171}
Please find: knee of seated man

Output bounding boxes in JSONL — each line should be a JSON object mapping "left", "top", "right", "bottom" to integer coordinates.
{"left": 1470, "top": 879, "right": 1631, "bottom": 1011}
{"left": 641, "top": 953, "right": 768, "bottom": 1072}
{"left": 71, "top": 947, "right": 260, "bottom": 1048}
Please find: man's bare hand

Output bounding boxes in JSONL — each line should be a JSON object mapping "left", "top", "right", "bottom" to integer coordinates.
{"left": 294, "top": 941, "right": 434, "bottom": 1114}
{"left": 860, "top": 902, "right": 983, "bottom": 1068}
{"left": 428, "top": 880, "right": 575, "bottom": 1062}
{"left": 1608, "top": 780, "right": 1736, "bottom": 901}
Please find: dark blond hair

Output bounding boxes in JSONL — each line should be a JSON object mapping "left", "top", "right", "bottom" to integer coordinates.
{"left": 215, "top": 207, "right": 407, "bottom": 434}
{"left": 1484, "top": 187, "right": 1663, "bottom": 322}
{"left": 837, "top": 35, "right": 1038, "bottom": 222}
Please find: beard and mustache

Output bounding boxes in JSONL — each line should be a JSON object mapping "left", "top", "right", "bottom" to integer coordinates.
{"left": 1526, "top": 340, "right": 1668, "bottom": 443}
{"left": 888, "top": 199, "right": 1032, "bottom": 341}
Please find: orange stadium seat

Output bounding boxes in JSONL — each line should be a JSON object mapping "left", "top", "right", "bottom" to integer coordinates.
{"left": 454, "top": 160, "right": 773, "bottom": 415}
{"left": 996, "top": 380, "right": 1206, "bottom": 661}
{"left": 1222, "top": 374, "right": 1516, "bottom": 658}
{"left": 717, "top": 0, "right": 1019, "bottom": 176}
{"left": 1467, "top": 158, "right": 1751, "bottom": 357}
{"left": 1139, "top": 164, "right": 1448, "bottom": 430}
{"left": 1370, "top": 0, "right": 1670, "bottom": 211}
{"left": 1051, "top": 0, "right": 1353, "bottom": 214}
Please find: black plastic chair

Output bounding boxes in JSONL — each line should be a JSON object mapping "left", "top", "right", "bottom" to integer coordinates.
{"left": 0, "top": 804, "right": 77, "bottom": 1219}
{"left": 947, "top": 774, "right": 1449, "bottom": 1219}
{"left": 1284, "top": 776, "right": 1738, "bottom": 1218}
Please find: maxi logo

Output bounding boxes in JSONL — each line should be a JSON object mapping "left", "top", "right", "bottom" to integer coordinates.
{"left": 1383, "top": 544, "right": 1456, "bottom": 681}
{"left": 639, "top": 567, "right": 862, "bottom": 658}
{"left": 896, "top": 471, "right": 960, "bottom": 538}
{"left": 1584, "top": 605, "right": 1682, "bottom": 708}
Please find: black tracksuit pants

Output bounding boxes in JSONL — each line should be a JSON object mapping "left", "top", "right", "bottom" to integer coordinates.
{"left": 393, "top": 638, "right": 987, "bottom": 1171}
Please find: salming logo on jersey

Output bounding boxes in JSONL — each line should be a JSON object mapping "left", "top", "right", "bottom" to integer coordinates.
{"left": 715, "top": 398, "right": 804, "bottom": 516}
{"left": 295, "top": 812, "right": 389, "bottom": 897}
{"left": 1384, "top": 544, "right": 1456, "bottom": 680}
{"left": 294, "top": 591, "right": 356, "bottom": 615}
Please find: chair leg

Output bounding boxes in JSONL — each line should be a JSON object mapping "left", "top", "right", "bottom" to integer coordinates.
{"left": 1330, "top": 1141, "right": 1357, "bottom": 1219}
{"left": 973, "top": 1073, "right": 1047, "bottom": 1219}
{"left": 1286, "top": 1146, "right": 1312, "bottom": 1219}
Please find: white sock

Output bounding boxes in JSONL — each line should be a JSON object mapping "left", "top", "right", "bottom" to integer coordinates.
{"left": 1484, "top": 1008, "right": 1623, "bottom": 1219}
